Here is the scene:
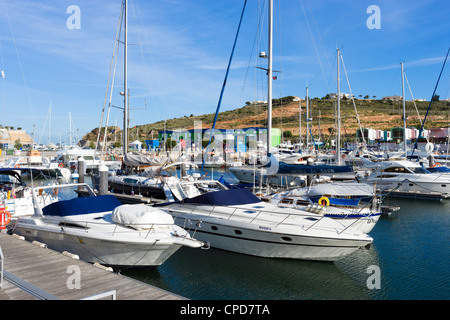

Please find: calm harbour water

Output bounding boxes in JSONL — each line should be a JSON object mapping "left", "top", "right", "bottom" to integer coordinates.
{"left": 45, "top": 170, "right": 448, "bottom": 300}
{"left": 118, "top": 171, "right": 450, "bottom": 300}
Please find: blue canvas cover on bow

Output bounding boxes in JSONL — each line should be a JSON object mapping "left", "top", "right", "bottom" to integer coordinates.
{"left": 183, "top": 188, "right": 261, "bottom": 206}
{"left": 42, "top": 195, "right": 122, "bottom": 216}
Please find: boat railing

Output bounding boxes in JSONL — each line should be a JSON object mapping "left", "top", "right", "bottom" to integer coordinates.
{"left": 30, "top": 183, "right": 97, "bottom": 216}
{"left": 50, "top": 217, "right": 177, "bottom": 238}
{"left": 170, "top": 202, "right": 340, "bottom": 233}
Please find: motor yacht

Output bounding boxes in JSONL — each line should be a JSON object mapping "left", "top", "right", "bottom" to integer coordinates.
{"left": 1, "top": 155, "right": 71, "bottom": 183}
{"left": 12, "top": 190, "right": 207, "bottom": 267}
{"left": 0, "top": 168, "right": 58, "bottom": 220}
{"left": 360, "top": 160, "right": 450, "bottom": 199}
{"left": 156, "top": 177, "right": 373, "bottom": 262}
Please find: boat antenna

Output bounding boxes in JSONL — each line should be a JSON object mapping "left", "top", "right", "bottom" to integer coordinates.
{"left": 410, "top": 47, "right": 449, "bottom": 160}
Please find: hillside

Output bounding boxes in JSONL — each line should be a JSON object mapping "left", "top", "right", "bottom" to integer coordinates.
{"left": 83, "top": 97, "right": 449, "bottom": 146}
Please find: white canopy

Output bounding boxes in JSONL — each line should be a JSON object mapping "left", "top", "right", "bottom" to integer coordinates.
{"left": 111, "top": 204, "right": 174, "bottom": 230}
{"left": 288, "top": 182, "right": 375, "bottom": 197}
{"left": 123, "top": 153, "right": 171, "bottom": 167}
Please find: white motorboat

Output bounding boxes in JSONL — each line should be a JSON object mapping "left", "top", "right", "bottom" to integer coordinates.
{"left": 0, "top": 168, "right": 58, "bottom": 220}
{"left": 108, "top": 174, "right": 167, "bottom": 199}
{"left": 264, "top": 182, "right": 382, "bottom": 233}
{"left": 360, "top": 160, "right": 450, "bottom": 199}
{"left": 54, "top": 147, "right": 121, "bottom": 173}
{"left": 1, "top": 155, "right": 71, "bottom": 183}
{"left": 156, "top": 177, "right": 373, "bottom": 262}
{"left": 12, "top": 190, "right": 207, "bottom": 267}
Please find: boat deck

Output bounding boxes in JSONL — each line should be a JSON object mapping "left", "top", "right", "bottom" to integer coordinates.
{"left": 0, "top": 231, "right": 185, "bottom": 300}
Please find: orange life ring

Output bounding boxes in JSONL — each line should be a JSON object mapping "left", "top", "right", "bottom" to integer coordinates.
{"left": 14, "top": 164, "right": 20, "bottom": 168}
{"left": 58, "top": 162, "right": 64, "bottom": 168}
{"left": 0, "top": 208, "right": 12, "bottom": 228}
{"left": 431, "top": 163, "right": 441, "bottom": 168}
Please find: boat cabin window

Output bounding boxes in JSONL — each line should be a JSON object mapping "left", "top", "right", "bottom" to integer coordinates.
{"left": 59, "top": 222, "right": 89, "bottom": 230}
{"left": 376, "top": 174, "right": 398, "bottom": 179}
{"left": 383, "top": 167, "right": 409, "bottom": 173}
{"left": 280, "top": 198, "right": 294, "bottom": 204}
{"left": 296, "top": 199, "right": 310, "bottom": 206}
{"left": 123, "top": 178, "right": 139, "bottom": 184}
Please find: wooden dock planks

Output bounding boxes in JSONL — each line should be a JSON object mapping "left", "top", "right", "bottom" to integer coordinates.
{"left": 0, "top": 232, "right": 185, "bottom": 300}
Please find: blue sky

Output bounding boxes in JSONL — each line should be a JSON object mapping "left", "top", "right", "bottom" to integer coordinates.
{"left": 0, "top": 0, "right": 449, "bottom": 144}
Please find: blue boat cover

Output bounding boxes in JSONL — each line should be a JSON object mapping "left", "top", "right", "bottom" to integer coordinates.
{"left": 42, "top": 195, "right": 123, "bottom": 216}
{"left": 309, "top": 196, "right": 361, "bottom": 206}
{"left": 183, "top": 188, "right": 261, "bottom": 206}
{"left": 427, "top": 166, "right": 450, "bottom": 173}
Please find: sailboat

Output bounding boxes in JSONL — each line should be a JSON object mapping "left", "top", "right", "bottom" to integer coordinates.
{"left": 155, "top": 0, "right": 373, "bottom": 262}
{"left": 12, "top": 1, "right": 208, "bottom": 267}
{"left": 235, "top": 49, "right": 354, "bottom": 182}
{"left": 357, "top": 62, "right": 450, "bottom": 200}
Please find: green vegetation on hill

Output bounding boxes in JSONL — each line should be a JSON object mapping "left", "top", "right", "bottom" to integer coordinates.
{"left": 83, "top": 96, "right": 449, "bottom": 146}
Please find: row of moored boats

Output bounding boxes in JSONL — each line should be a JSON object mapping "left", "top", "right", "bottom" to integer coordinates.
{"left": 0, "top": 145, "right": 449, "bottom": 268}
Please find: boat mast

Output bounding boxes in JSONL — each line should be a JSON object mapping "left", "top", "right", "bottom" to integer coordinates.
{"left": 267, "top": 0, "right": 273, "bottom": 155}
{"left": 123, "top": 0, "right": 128, "bottom": 156}
{"left": 401, "top": 62, "right": 407, "bottom": 155}
{"left": 299, "top": 97, "right": 302, "bottom": 151}
{"left": 336, "top": 48, "right": 341, "bottom": 165}
{"left": 49, "top": 101, "right": 52, "bottom": 146}
{"left": 306, "top": 86, "right": 309, "bottom": 150}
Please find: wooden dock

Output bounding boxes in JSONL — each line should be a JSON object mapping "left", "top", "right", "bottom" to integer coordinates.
{"left": 0, "top": 231, "right": 185, "bottom": 300}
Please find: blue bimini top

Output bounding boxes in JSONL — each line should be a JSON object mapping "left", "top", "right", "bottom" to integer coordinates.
{"left": 182, "top": 188, "right": 261, "bottom": 206}
{"left": 42, "top": 195, "right": 122, "bottom": 217}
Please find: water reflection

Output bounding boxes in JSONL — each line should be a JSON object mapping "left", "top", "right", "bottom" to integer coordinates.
{"left": 122, "top": 245, "right": 382, "bottom": 300}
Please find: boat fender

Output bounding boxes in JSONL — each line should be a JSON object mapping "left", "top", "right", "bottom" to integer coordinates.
{"left": 318, "top": 196, "right": 330, "bottom": 207}
{"left": 319, "top": 206, "right": 326, "bottom": 215}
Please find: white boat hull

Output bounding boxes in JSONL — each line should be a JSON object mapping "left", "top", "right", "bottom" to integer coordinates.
{"left": 165, "top": 204, "right": 372, "bottom": 262}
{"left": 367, "top": 175, "right": 450, "bottom": 197}
{"left": 14, "top": 214, "right": 204, "bottom": 267}
{"left": 15, "top": 227, "right": 182, "bottom": 266}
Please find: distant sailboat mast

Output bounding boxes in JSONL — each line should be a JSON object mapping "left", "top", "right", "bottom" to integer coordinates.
{"left": 336, "top": 48, "right": 341, "bottom": 165}
{"left": 267, "top": 0, "right": 273, "bottom": 155}
{"left": 401, "top": 62, "right": 407, "bottom": 155}
{"left": 123, "top": 0, "right": 129, "bottom": 156}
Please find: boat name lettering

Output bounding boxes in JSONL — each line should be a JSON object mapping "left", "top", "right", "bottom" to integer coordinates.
{"left": 259, "top": 226, "right": 271, "bottom": 231}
